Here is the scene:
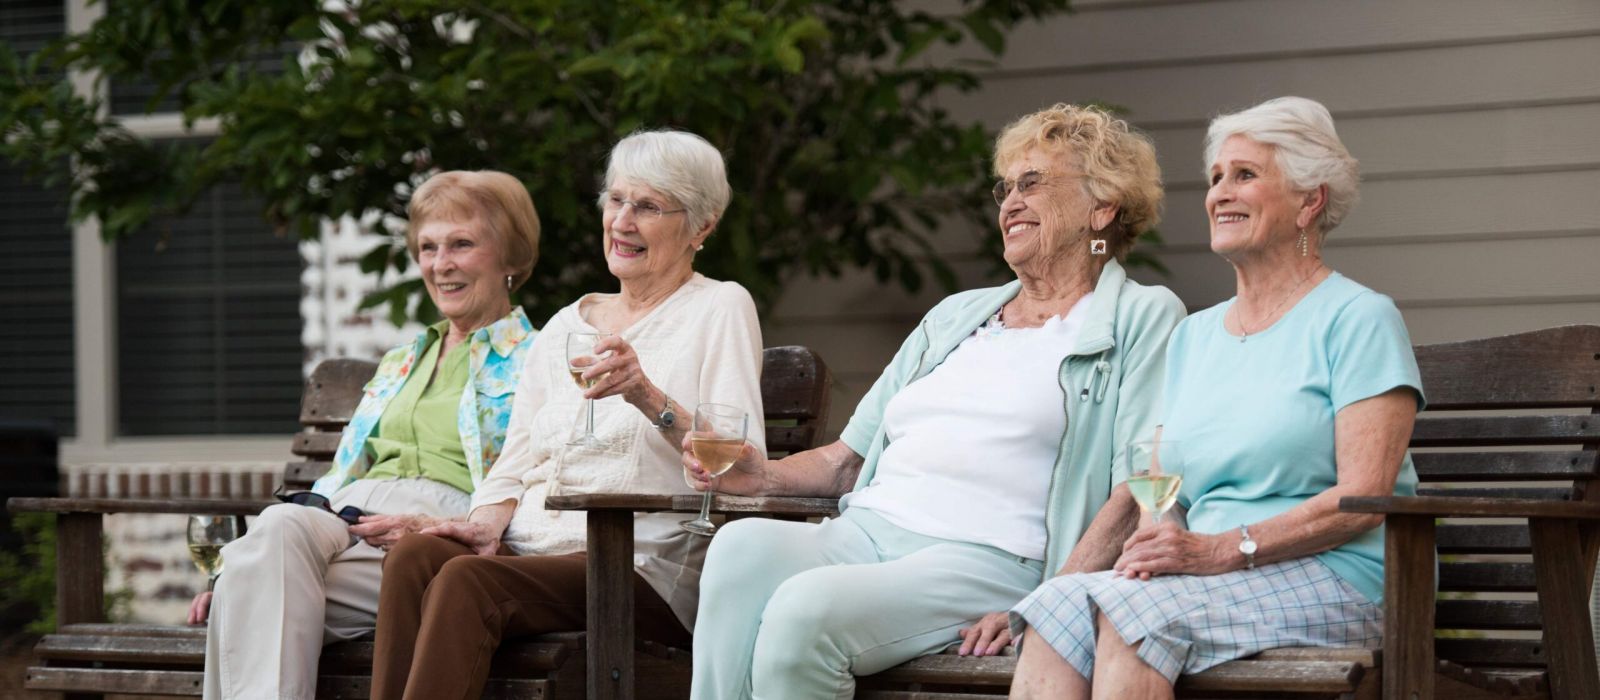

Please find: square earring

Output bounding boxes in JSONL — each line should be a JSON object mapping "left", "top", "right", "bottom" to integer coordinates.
{"left": 1090, "top": 239, "right": 1107, "bottom": 255}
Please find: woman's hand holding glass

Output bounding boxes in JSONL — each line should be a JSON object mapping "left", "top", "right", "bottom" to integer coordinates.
{"left": 576, "top": 334, "right": 659, "bottom": 409}
{"left": 680, "top": 403, "right": 750, "bottom": 536}
{"left": 681, "top": 433, "right": 765, "bottom": 496}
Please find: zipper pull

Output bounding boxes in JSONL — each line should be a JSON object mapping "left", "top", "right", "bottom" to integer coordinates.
{"left": 1093, "top": 359, "right": 1113, "bottom": 402}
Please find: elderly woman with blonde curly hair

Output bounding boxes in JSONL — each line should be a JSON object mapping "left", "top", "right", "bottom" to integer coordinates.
{"left": 1007, "top": 96, "right": 1424, "bottom": 700}
{"left": 686, "top": 103, "right": 1186, "bottom": 700}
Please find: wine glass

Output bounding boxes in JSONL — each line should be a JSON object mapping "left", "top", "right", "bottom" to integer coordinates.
{"left": 186, "top": 515, "right": 244, "bottom": 591}
{"left": 566, "top": 332, "right": 611, "bottom": 447}
{"left": 1126, "top": 438, "right": 1185, "bottom": 525}
{"left": 680, "top": 402, "right": 749, "bottom": 536}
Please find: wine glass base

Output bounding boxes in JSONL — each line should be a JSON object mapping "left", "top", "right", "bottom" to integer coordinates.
{"left": 679, "top": 518, "right": 717, "bottom": 536}
{"left": 567, "top": 435, "right": 604, "bottom": 448}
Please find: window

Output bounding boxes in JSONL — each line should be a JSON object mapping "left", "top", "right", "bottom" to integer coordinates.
{"left": 116, "top": 177, "right": 305, "bottom": 436}
{"left": 0, "top": 165, "right": 75, "bottom": 436}
{"left": 0, "top": 0, "right": 74, "bottom": 436}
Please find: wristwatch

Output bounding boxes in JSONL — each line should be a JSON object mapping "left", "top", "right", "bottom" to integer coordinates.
{"left": 1238, "top": 524, "right": 1258, "bottom": 570}
{"left": 652, "top": 395, "right": 676, "bottom": 431}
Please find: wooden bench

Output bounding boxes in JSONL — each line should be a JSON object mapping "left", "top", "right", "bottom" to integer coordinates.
{"left": 550, "top": 324, "right": 1600, "bottom": 700}
{"left": 9, "top": 345, "right": 834, "bottom": 699}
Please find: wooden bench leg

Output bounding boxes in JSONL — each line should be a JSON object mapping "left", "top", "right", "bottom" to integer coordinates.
{"left": 1383, "top": 514, "right": 1435, "bottom": 700}
{"left": 1529, "top": 518, "right": 1600, "bottom": 700}
{"left": 587, "top": 510, "right": 635, "bottom": 700}
{"left": 57, "top": 512, "right": 107, "bottom": 700}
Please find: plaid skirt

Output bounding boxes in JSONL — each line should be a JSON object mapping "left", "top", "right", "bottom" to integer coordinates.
{"left": 1008, "top": 556, "right": 1381, "bottom": 682}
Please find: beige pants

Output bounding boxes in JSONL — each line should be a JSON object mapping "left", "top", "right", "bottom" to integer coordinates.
{"left": 202, "top": 477, "right": 469, "bottom": 700}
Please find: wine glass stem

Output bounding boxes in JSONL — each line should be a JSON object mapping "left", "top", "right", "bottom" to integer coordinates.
{"left": 585, "top": 398, "right": 596, "bottom": 437}
{"left": 697, "top": 488, "right": 714, "bottom": 524}
{"left": 1152, "top": 511, "right": 1164, "bottom": 526}
{"left": 207, "top": 574, "right": 220, "bottom": 592}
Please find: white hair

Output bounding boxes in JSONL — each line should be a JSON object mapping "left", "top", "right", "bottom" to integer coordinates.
{"left": 1203, "top": 96, "right": 1360, "bottom": 235}
{"left": 599, "top": 129, "right": 730, "bottom": 234}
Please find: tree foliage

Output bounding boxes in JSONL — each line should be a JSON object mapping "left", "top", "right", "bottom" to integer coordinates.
{"left": 1, "top": 0, "right": 1085, "bottom": 325}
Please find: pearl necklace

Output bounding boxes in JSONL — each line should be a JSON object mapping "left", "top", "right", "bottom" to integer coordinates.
{"left": 1230, "top": 267, "right": 1324, "bottom": 342}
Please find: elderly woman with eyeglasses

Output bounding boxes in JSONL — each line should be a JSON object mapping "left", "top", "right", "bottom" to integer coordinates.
{"left": 367, "top": 129, "right": 765, "bottom": 700}
{"left": 1007, "top": 97, "right": 1423, "bottom": 700}
{"left": 684, "top": 103, "right": 1185, "bottom": 700}
{"left": 192, "top": 171, "right": 540, "bottom": 700}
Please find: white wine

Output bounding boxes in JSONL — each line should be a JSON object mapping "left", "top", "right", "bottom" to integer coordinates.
{"left": 1127, "top": 473, "right": 1182, "bottom": 517}
{"left": 691, "top": 436, "right": 744, "bottom": 477}
{"left": 569, "top": 367, "right": 594, "bottom": 389}
{"left": 188, "top": 543, "right": 224, "bottom": 579}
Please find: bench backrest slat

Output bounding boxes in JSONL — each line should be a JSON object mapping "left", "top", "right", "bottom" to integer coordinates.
{"left": 1413, "top": 324, "right": 1600, "bottom": 409}
{"left": 1406, "top": 325, "right": 1600, "bottom": 667}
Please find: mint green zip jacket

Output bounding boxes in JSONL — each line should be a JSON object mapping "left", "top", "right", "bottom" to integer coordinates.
{"left": 837, "top": 259, "right": 1185, "bottom": 580}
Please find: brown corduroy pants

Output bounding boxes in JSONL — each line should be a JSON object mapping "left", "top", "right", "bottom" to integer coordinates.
{"left": 370, "top": 533, "right": 691, "bottom": 700}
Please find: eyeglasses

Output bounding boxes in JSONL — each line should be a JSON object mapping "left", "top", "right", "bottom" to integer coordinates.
{"left": 992, "top": 168, "right": 1059, "bottom": 206}
{"left": 275, "top": 487, "right": 365, "bottom": 526}
{"left": 602, "top": 192, "right": 687, "bottom": 221}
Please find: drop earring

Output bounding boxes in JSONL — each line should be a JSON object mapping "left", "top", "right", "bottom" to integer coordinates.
{"left": 505, "top": 274, "right": 514, "bottom": 291}
{"left": 1296, "top": 230, "right": 1309, "bottom": 258}
{"left": 1090, "top": 239, "right": 1107, "bottom": 255}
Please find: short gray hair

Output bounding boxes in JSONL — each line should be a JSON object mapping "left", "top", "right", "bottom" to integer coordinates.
{"left": 599, "top": 129, "right": 731, "bottom": 234}
{"left": 1204, "top": 96, "right": 1360, "bottom": 235}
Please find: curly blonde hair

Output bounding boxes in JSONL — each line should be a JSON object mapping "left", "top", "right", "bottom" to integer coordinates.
{"left": 993, "top": 104, "right": 1163, "bottom": 261}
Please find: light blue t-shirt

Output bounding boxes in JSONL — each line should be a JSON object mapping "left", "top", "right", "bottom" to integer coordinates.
{"left": 1161, "top": 273, "right": 1424, "bottom": 605}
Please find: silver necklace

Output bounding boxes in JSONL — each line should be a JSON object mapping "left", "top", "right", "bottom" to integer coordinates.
{"left": 1231, "top": 267, "right": 1323, "bottom": 342}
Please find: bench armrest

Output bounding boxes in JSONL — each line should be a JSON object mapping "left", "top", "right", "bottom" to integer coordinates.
{"left": 1339, "top": 496, "right": 1600, "bottom": 520}
{"left": 8, "top": 496, "right": 272, "bottom": 517}
{"left": 543, "top": 493, "right": 838, "bottom": 518}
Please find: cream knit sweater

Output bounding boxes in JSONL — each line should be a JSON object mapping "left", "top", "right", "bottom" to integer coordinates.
{"left": 469, "top": 274, "right": 765, "bottom": 629}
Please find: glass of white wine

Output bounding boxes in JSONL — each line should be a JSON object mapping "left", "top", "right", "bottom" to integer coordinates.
{"left": 566, "top": 331, "right": 611, "bottom": 448}
{"left": 186, "top": 515, "right": 243, "bottom": 591}
{"left": 680, "top": 402, "right": 749, "bottom": 537}
{"left": 1126, "top": 438, "right": 1185, "bottom": 525}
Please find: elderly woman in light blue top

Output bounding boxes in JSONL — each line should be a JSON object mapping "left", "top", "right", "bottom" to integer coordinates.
{"left": 686, "top": 103, "right": 1185, "bottom": 700}
{"left": 190, "top": 170, "right": 541, "bottom": 700}
{"left": 1008, "top": 97, "right": 1425, "bottom": 699}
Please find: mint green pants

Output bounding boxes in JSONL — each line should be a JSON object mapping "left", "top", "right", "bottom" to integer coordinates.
{"left": 690, "top": 508, "right": 1044, "bottom": 700}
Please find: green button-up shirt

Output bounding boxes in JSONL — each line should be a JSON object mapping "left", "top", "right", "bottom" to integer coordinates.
{"left": 364, "top": 321, "right": 473, "bottom": 494}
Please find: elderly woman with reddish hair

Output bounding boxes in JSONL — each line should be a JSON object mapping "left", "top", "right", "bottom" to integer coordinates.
{"left": 193, "top": 170, "right": 541, "bottom": 700}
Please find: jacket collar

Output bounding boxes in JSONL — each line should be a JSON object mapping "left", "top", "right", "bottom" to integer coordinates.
{"left": 934, "top": 258, "right": 1129, "bottom": 357}
{"left": 481, "top": 307, "right": 534, "bottom": 358}
{"left": 420, "top": 307, "right": 533, "bottom": 359}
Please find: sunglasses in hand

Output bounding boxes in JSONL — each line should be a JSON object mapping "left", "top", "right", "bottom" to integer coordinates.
{"left": 274, "top": 488, "right": 366, "bottom": 526}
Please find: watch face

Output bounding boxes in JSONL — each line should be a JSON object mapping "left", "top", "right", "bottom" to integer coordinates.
{"left": 660, "top": 409, "right": 676, "bottom": 428}
{"left": 1240, "top": 540, "right": 1258, "bottom": 555}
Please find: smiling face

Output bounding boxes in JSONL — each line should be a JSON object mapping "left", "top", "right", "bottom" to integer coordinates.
{"left": 601, "top": 179, "right": 704, "bottom": 284}
{"left": 416, "top": 217, "right": 515, "bottom": 330}
{"left": 1205, "top": 135, "right": 1311, "bottom": 259}
{"left": 995, "top": 147, "right": 1115, "bottom": 268}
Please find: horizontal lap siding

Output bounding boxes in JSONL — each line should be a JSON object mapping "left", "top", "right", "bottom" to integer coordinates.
{"left": 769, "top": 0, "right": 1600, "bottom": 438}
